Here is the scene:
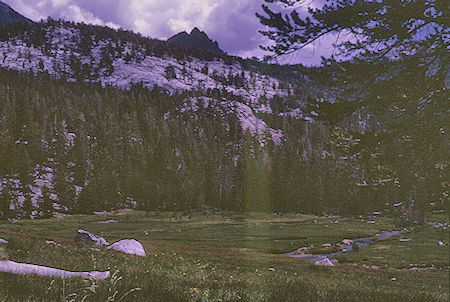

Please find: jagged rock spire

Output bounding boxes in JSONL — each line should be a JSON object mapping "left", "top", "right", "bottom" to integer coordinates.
{"left": 167, "top": 27, "right": 224, "bottom": 54}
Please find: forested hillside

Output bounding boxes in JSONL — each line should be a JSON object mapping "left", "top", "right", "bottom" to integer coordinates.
{"left": 0, "top": 18, "right": 447, "bottom": 221}
{"left": 0, "top": 67, "right": 446, "bottom": 220}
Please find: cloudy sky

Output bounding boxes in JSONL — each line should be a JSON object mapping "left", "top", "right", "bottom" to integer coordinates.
{"left": 4, "top": 0, "right": 335, "bottom": 65}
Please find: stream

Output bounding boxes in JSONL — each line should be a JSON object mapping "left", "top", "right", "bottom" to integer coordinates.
{"left": 284, "top": 230, "right": 405, "bottom": 262}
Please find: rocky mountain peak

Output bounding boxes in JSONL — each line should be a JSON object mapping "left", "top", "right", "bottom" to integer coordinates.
{"left": 167, "top": 27, "right": 224, "bottom": 54}
{"left": 190, "top": 27, "right": 205, "bottom": 37}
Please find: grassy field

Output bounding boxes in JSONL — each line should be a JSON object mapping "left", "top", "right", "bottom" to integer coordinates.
{"left": 0, "top": 210, "right": 448, "bottom": 301}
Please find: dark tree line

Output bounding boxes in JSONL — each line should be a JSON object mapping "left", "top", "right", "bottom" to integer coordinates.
{"left": 0, "top": 67, "right": 445, "bottom": 220}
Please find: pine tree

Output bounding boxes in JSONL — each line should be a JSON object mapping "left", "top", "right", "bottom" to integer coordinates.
{"left": 258, "top": 0, "right": 449, "bottom": 220}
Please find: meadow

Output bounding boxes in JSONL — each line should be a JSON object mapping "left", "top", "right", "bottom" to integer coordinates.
{"left": 0, "top": 210, "right": 448, "bottom": 301}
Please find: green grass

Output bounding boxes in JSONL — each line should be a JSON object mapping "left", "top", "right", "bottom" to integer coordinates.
{"left": 336, "top": 225, "right": 449, "bottom": 269}
{"left": 0, "top": 211, "right": 448, "bottom": 301}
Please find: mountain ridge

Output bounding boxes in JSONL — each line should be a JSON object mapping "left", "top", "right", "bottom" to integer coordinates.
{"left": 0, "top": 17, "right": 380, "bottom": 137}
{"left": 0, "top": 1, "right": 33, "bottom": 26}
{"left": 0, "top": 19, "right": 311, "bottom": 146}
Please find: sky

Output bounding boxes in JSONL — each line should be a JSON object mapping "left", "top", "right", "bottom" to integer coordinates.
{"left": 3, "top": 0, "right": 336, "bottom": 66}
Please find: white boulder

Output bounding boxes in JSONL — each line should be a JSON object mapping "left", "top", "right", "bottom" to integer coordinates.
{"left": 107, "top": 239, "right": 146, "bottom": 256}
{"left": 314, "top": 258, "right": 334, "bottom": 266}
{"left": 294, "top": 247, "right": 309, "bottom": 254}
{"left": 342, "top": 239, "right": 354, "bottom": 245}
{"left": 45, "top": 240, "right": 62, "bottom": 247}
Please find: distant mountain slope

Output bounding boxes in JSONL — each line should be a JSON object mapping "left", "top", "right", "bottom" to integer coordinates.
{"left": 0, "top": 19, "right": 316, "bottom": 145}
{"left": 0, "top": 19, "right": 429, "bottom": 219}
{"left": 167, "top": 27, "right": 224, "bottom": 54}
{"left": 0, "top": 1, "right": 33, "bottom": 26}
{"left": 0, "top": 20, "right": 291, "bottom": 102}
{"left": 0, "top": 18, "right": 382, "bottom": 137}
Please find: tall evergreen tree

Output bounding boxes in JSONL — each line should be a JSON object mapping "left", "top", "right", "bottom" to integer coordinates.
{"left": 258, "top": 0, "right": 449, "bottom": 219}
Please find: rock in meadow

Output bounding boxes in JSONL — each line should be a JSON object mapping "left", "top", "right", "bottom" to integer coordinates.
{"left": 314, "top": 258, "right": 334, "bottom": 266}
{"left": 342, "top": 239, "right": 354, "bottom": 245}
{"left": 107, "top": 239, "right": 146, "bottom": 256}
{"left": 75, "top": 229, "right": 108, "bottom": 247}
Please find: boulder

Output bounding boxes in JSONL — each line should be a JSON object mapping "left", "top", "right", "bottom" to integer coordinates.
{"left": 294, "top": 247, "right": 309, "bottom": 254}
{"left": 107, "top": 239, "right": 146, "bottom": 256}
{"left": 321, "top": 243, "right": 332, "bottom": 248}
{"left": 45, "top": 240, "right": 61, "bottom": 247}
{"left": 75, "top": 230, "right": 108, "bottom": 246}
{"left": 342, "top": 239, "right": 354, "bottom": 245}
{"left": 314, "top": 258, "right": 334, "bottom": 266}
